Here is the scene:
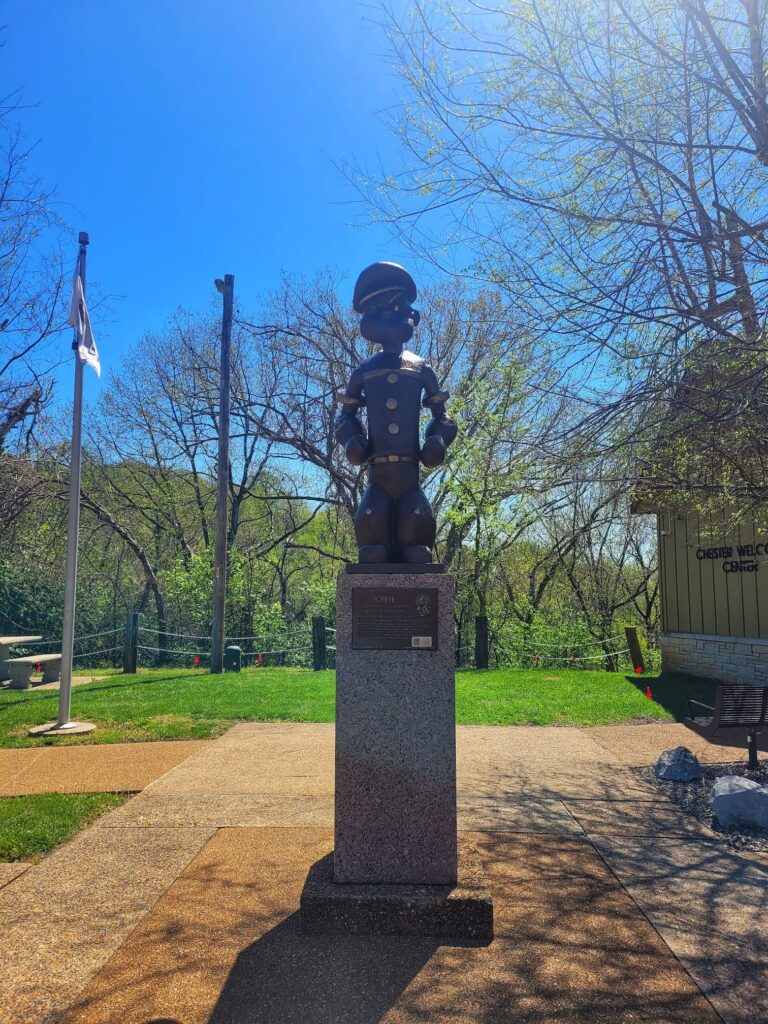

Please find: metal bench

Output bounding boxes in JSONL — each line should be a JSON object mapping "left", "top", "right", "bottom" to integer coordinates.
{"left": 6, "top": 653, "right": 62, "bottom": 690}
{"left": 685, "top": 684, "right": 768, "bottom": 769}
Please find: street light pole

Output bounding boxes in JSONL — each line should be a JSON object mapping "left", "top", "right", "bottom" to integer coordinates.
{"left": 210, "top": 274, "right": 234, "bottom": 674}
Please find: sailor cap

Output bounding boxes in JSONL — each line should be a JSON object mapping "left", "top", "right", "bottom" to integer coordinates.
{"left": 353, "top": 262, "right": 417, "bottom": 314}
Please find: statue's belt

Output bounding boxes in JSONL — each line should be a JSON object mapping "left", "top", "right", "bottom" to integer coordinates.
{"left": 368, "top": 454, "right": 419, "bottom": 464}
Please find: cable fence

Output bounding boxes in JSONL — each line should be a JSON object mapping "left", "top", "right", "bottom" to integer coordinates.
{"left": 491, "top": 640, "right": 634, "bottom": 670}
{"left": 3, "top": 613, "right": 653, "bottom": 677}
{"left": 457, "top": 620, "right": 653, "bottom": 672}
{"left": 134, "top": 622, "right": 324, "bottom": 670}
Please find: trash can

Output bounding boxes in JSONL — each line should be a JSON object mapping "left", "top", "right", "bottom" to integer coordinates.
{"left": 224, "top": 645, "right": 242, "bottom": 672}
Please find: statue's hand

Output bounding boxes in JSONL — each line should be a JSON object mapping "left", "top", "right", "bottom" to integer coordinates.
{"left": 344, "top": 435, "right": 370, "bottom": 466}
{"left": 425, "top": 413, "right": 458, "bottom": 448}
{"left": 421, "top": 413, "right": 456, "bottom": 466}
{"left": 420, "top": 435, "right": 447, "bottom": 467}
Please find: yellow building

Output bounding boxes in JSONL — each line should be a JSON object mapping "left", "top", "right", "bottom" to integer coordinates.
{"left": 651, "top": 508, "right": 768, "bottom": 684}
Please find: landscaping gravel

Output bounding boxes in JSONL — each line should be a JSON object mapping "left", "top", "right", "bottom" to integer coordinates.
{"left": 634, "top": 762, "right": 768, "bottom": 855}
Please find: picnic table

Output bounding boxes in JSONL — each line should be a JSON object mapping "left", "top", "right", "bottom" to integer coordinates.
{"left": 0, "top": 636, "right": 42, "bottom": 679}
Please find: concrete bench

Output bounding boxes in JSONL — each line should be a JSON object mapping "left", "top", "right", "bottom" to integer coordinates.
{"left": 0, "top": 635, "right": 42, "bottom": 680}
{"left": 6, "top": 653, "right": 62, "bottom": 690}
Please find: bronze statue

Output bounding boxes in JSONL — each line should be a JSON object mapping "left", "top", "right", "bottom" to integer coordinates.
{"left": 335, "top": 262, "right": 457, "bottom": 564}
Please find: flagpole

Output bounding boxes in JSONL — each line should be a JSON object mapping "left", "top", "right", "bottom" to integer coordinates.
{"left": 30, "top": 232, "right": 95, "bottom": 736}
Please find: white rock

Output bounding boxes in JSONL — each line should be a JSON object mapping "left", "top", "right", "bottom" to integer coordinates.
{"left": 710, "top": 775, "right": 768, "bottom": 829}
{"left": 654, "top": 746, "right": 702, "bottom": 782}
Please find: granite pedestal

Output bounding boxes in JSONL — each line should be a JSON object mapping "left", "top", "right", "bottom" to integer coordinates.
{"left": 300, "top": 567, "right": 493, "bottom": 940}
{"left": 301, "top": 853, "right": 493, "bottom": 941}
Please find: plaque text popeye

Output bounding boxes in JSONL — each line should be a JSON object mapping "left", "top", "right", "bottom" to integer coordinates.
{"left": 352, "top": 587, "right": 438, "bottom": 650}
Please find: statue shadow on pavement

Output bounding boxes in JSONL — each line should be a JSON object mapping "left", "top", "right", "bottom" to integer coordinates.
{"left": 207, "top": 906, "right": 442, "bottom": 1024}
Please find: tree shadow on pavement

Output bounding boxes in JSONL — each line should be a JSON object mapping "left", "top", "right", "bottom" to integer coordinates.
{"left": 205, "top": 835, "right": 719, "bottom": 1024}
{"left": 59, "top": 832, "right": 727, "bottom": 1024}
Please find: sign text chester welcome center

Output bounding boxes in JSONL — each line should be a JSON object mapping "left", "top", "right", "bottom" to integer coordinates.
{"left": 696, "top": 541, "right": 768, "bottom": 573}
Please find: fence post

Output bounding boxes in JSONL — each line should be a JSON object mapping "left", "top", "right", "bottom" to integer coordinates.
{"left": 475, "top": 615, "right": 489, "bottom": 669}
{"left": 312, "top": 616, "right": 327, "bottom": 671}
{"left": 124, "top": 612, "right": 139, "bottom": 674}
{"left": 625, "top": 626, "right": 645, "bottom": 674}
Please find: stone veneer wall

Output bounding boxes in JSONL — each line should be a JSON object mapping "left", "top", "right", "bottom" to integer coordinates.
{"left": 661, "top": 631, "right": 768, "bottom": 686}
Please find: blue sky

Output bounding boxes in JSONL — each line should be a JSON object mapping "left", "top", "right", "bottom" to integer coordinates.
{"left": 2, "top": 0, "right": 422, "bottom": 403}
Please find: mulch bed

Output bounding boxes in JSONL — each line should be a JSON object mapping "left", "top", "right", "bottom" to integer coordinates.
{"left": 634, "top": 761, "right": 768, "bottom": 856}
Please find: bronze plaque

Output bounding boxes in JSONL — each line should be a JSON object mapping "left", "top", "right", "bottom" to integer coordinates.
{"left": 352, "top": 587, "right": 438, "bottom": 650}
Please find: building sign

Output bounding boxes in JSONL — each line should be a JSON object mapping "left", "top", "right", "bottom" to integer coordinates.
{"left": 695, "top": 543, "right": 766, "bottom": 572}
{"left": 657, "top": 510, "right": 768, "bottom": 637}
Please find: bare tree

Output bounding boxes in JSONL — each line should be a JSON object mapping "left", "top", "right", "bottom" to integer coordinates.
{"left": 356, "top": 0, "right": 768, "bottom": 505}
{"left": 79, "top": 308, "right": 324, "bottom": 651}
{"left": 547, "top": 477, "right": 659, "bottom": 668}
{"left": 0, "top": 91, "right": 72, "bottom": 534}
{"left": 0, "top": 92, "right": 68, "bottom": 452}
{"left": 239, "top": 271, "right": 369, "bottom": 521}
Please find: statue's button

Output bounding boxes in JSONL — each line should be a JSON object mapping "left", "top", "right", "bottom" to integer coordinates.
{"left": 387, "top": 373, "right": 398, "bottom": 383}
{"left": 386, "top": 397, "right": 398, "bottom": 410}
{"left": 387, "top": 423, "right": 400, "bottom": 434}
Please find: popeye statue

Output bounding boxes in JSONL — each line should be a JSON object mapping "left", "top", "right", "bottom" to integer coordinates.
{"left": 335, "top": 262, "right": 457, "bottom": 564}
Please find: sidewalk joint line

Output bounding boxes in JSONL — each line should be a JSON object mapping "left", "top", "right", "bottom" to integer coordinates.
{"left": 588, "top": 836, "right": 729, "bottom": 1024}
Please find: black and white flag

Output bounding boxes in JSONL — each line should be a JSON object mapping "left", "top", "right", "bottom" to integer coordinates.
{"left": 68, "top": 268, "right": 100, "bottom": 377}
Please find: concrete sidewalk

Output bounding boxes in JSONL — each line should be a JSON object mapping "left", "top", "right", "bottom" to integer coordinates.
{"left": 0, "top": 738, "right": 209, "bottom": 795}
{"left": 586, "top": 721, "right": 768, "bottom": 766}
{"left": 0, "top": 722, "right": 765, "bottom": 1024}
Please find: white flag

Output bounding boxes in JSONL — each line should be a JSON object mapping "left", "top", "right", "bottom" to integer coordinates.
{"left": 68, "top": 269, "right": 100, "bottom": 378}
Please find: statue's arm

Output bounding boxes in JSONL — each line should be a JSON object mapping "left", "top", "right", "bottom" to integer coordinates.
{"left": 334, "top": 370, "right": 370, "bottom": 466}
{"left": 420, "top": 364, "right": 458, "bottom": 467}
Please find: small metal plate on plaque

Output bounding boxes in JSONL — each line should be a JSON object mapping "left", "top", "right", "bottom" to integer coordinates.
{"left": 352, "top": 587, "right": 438, "bottom": 651}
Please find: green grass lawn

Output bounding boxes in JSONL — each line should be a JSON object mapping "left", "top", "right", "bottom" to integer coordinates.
{"left": 0, "top": 792, "right": 126, "bottom": 861}
{"left": 0, "top": 666, "right": 718, "bottom": 747}
{"left": 457, "top": 667, "right": 715, "bottom": 725}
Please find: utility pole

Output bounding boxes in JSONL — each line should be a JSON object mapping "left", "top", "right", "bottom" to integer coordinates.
{"left": 210, "top": 274, "right": 234, "bottom": 674}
